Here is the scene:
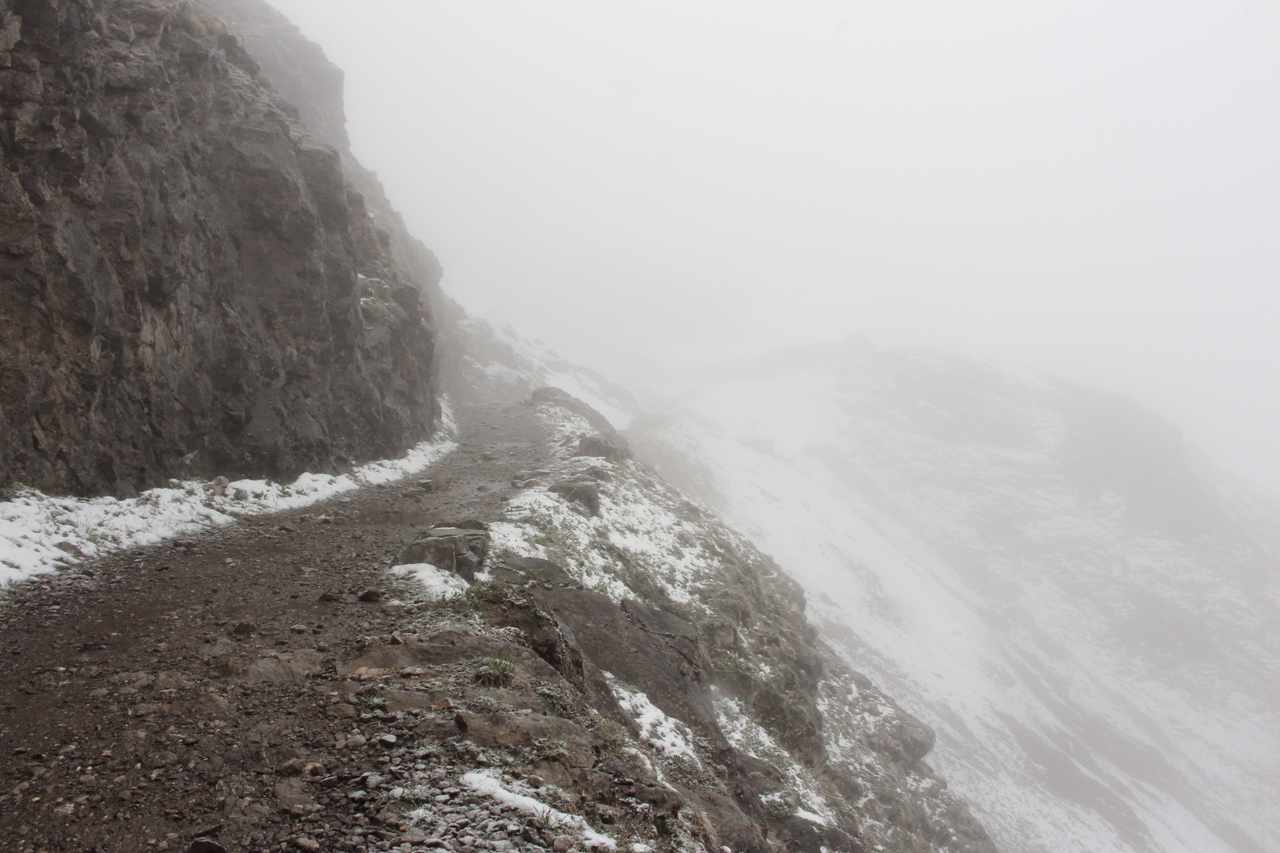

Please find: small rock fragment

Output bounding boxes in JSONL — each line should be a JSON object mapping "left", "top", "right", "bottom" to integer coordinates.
{"left": 186, "top": 840, "right": 228, "bottom": 853}
{"left": 357, "top": 589, "right": 383, "bottom": 602}
{"left": 275, "top": 778, "right": 316, "bottom": 811}
{"left": 144, "top": 751, "right": 177, "bottom": 768}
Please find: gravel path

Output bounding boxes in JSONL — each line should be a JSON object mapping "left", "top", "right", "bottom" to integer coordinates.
{"left": 0, "top": 402, "right": 558, "bottom": 853}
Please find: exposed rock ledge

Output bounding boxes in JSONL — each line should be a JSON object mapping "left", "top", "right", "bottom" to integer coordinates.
{"left": 0, "top": 0, "right": 438, "bottom": 496}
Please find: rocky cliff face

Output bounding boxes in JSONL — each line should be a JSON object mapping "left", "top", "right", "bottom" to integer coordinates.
{"left": 0, "top": 0, "right": 438, "bottom": 497}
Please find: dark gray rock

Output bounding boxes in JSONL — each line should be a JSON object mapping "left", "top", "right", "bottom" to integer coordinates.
{"left": 576, "top": 435, "right": 631, "bottom": 462}
{"left": 549, "top": 479, "right": 600, "bottom": 515}
{"left": 0, "top": 0, "right": 438, "bottom": 496}
{"left": 771, "top": 815, "right": 864, "bottom": 853}
{"left": 530, "top": 387, "right": 622, "bottom": 439}
{"left": 398, "top": 524, "right": 489, "bottom": 578}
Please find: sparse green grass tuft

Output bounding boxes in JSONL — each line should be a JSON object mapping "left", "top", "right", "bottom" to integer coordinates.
{"left": 474, "top": 652, "right": 520, "bottom": 687}
{"left": 592, "top": 717, "right": 631, "bottom": 759}
{"left": 533, "top": 729, "right": 577, "bottom": 761}
{"left": 531, "top": 805, "right": 576, "bottom": 834}
{"left": 466, "top": 578, "right": 510, "bottom": 605}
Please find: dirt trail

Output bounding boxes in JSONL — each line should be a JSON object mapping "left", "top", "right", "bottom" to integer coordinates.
{"left": 0, "top": 401, "right": 551, "bottom": 852}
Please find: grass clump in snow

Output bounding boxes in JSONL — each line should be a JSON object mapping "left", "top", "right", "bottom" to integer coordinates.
{"left": 591, "top": 717, "right": 632, "bottom": 759}
{"left": 466, "top": 577, "right": 512, "bottom": 605}
{"left": 475, "top": 652, "right": 520, "bottom": 687}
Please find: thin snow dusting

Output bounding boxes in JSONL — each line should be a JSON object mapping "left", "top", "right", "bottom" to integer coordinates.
{"left": 487, "top": 404, "right": 734, "bottom": 611}
{"left": 629, "top": 349, "right": 1280, "bottom": 853}
{"left": 0, "top": 402, "right": 458, "bottom": 587}
{"left": 450, "top": 307, "right": 638, "bottom": 431}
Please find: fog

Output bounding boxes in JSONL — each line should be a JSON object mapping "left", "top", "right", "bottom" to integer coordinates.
{"left": 267, "top": 0, "right": 1280, "bottom": 490}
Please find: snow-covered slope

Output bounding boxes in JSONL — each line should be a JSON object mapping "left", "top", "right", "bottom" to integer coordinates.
{"left": 625, "top": 342, "right": 1280, "bottom": 853}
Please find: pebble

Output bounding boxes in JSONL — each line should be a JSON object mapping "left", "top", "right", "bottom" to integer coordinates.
{"left": 185, "top": 841, "right": 227, "bottom": 853}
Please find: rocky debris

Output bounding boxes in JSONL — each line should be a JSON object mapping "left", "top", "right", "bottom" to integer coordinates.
{"left": 0, "top": 401, "right": 555, "bottom": 853}
{"left": 0, "top": 0, "right": 439, "bottom": 497}
{"left": 239, "top": 650, "right": 326, "bottom": 683}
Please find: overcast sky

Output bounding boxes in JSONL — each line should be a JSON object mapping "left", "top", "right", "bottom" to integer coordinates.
{"left": 267, "top": 0, "right": 1280, "bottom": 490}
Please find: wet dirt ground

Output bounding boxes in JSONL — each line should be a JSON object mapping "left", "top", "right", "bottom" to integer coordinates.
{"left": 0, "top": 401, "right": 553, "bottom": 853}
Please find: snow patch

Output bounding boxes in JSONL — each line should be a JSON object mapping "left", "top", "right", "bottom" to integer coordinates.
{"left": 0, "top": 402, "right": 457, "bottom": 586}
{"left": 713, "top": 690, "right": 836, "bottom": 825}
{"left": 389, "top": 563, "right": 468, "bottom": 600}
{"left": 459, "top": 770, "right": 616, "bottom": 850}
{"left": 605, "top": 673, "right": 700, "bottom": 763}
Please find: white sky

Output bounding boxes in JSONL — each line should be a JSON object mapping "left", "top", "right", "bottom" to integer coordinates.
{"left": 266, "top": 0, "right": 1280, "bottom": 490}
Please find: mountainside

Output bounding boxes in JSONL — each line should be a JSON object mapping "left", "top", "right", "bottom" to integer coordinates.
{"left": 0, "top": 0, "right": 438, "bottom": 498}
{"left": 485, "top": 390, "right": 997, "bottom": 853}
{"left": 624, "top": 342, "right": 1280, "bottom": 853}
{"left": 10, "top": 2, "right": 1273, "bottom": 852}
{"left": 1, "top": 4, "right": 1007, "bottom": 852}
{"left": 0, "top": 392, "right": 1000, "bottom": 853}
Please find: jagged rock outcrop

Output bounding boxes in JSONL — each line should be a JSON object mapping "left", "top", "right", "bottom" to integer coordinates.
{"left": 204, "top": 0, "right": 446, "bottom": 320}
{"left": 0, "top": 0, "right": 437, "bottom": 496}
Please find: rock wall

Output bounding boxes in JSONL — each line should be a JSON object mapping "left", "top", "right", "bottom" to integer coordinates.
{"left": 0, "top": 0, "right": 438, "bottom": 497}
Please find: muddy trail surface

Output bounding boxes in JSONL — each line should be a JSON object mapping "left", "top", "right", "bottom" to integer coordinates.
{"left": 0, "top": 401, "right": 553, "bottom": 853}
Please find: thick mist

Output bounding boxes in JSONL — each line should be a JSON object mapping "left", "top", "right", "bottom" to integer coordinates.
{"left": 266, "top": 0, "right": 1280, "bottom": 489}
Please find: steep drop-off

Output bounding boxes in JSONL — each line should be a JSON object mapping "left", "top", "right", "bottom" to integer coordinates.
{"left": 625, "top": 343, "right": 1280, "bottom": 853}
{"left": 0, "top": 0, "right": 438, "bottom": 497}
{"left": 0, "top": 5, "right": 1009, "bottom": 851}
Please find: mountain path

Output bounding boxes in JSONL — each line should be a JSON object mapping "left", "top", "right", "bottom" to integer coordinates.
{"left": 0, "top": 401, "right": 552, "bottom": 852}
